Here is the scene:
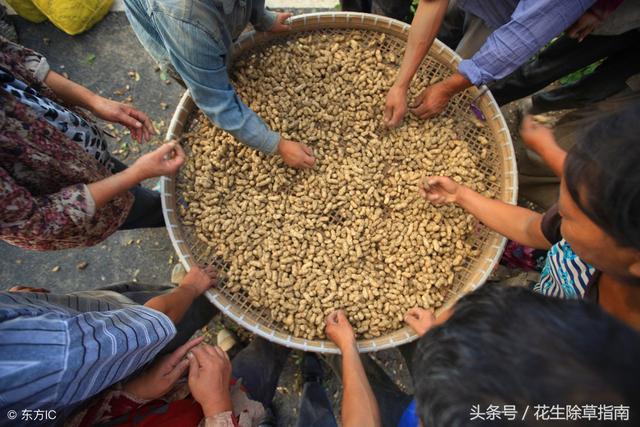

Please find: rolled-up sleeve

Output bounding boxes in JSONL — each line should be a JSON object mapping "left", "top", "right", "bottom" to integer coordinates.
{"left": 1, "top": 38, "right": 50, "bottom": 82}
{"left": 0, "top": 167, "right": 96, "bottom": 239}
{"left": 250, "top": 0, "right": 278, "bottom": 32}
{"left": 153, "top": 12, "right": 280, "bottom": 154}
{"left": 458, "top": 0, "right": 596, "bottom": 86}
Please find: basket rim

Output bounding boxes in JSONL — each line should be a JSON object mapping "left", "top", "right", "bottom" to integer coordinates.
{"left": 161, "top": 11, "right": 518, "bottom": 353}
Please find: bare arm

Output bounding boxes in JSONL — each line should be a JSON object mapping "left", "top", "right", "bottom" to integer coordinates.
{"left": 326, "top": 311, "right": 381, "bottom": 427}
{"left": 88, "top": 142, "right": 185, "bottom": 209}
{"left": 520, "top": 116, "right": 567, "bottom": 177}
{"left": 395, "top": 0, "right": 449, "bottom": 90}
{"left": 44, "top": 70, "right": 99, "bottom": 110}
{"left": 422, "top": 177, "right": 551, "bottom": 250}
{"left": 144, "top": 266, "right": 216, "bottom": 324}
{"left": 341, "top": 342, "right": 381, "bottom": 427}
{"left": 44, "top": 71, "right": 154, "bottom": 143}
{"left": 384, "top": 0, "right": 449, "bottom": 127}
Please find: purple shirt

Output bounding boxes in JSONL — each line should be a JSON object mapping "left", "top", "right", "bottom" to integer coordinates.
{"left": 457, "top": 0, "right": 596, "bottom": 86}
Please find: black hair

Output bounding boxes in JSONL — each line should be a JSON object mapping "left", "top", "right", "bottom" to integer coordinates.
{"left": 564, "top": 103, "right": 640, "bottom": 250}
{"left": 412, "top": 283, "right": 640, "bottom": 427}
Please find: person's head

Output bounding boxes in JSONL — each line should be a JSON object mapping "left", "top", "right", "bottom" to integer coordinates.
{"left": 412, "top": 283, "right": 640, "bottom": 427}
{"left": 559, "top": 104, "right": 640, "bottom": 286}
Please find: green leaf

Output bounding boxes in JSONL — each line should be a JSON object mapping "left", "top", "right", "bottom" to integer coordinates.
{"left": 85, "top": 53, "right": 96, "bottom": 65}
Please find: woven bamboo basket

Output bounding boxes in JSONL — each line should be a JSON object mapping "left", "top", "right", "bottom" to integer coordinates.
{"left": 161, "top": 12, "right": 517, "bottom": 353}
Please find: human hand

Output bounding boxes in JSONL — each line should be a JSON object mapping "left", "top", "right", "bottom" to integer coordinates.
{"left": 268, "top": 12, "right": 292, "bottom": 33}
{"left": 520, "top": 116, "right": 557, "bottom": 152}
{"left": 8, "top": 286, "right": 50, "bottom": 293}
{"left": 123, "top": 336, "right": 204, "bottom": 400}
{"left": 131, "top": 141, "right": 186, "bottom": 181}
{"left": 404, "top": 308, "right": 436, "bottom": 336}
{"left": 409, "top": 81, "right": 452, "bottom": 119}
{"left": 419, "top": 176, "right": 462, "bottom": 205}
{"left": 383, "top": 85, "right": 408, "bottom": 128}
{"left": 180, "top": 265, "right": 216, "bottom": 297}
{"left": 325, "top": 310, "right": 356, "bottom": 352}
{"left": 277, "top": 138, "right": 316, "bottom": 168}
{"left": 90, "top": 97, "right": 155, "bottom": 144}
{"left": 188, "top": 344, "right": 233, "bottom": 417}
{"left": 567, "top": 10, "right": 602, "bottom": 42}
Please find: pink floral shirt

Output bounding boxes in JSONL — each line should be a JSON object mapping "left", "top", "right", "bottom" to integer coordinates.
{"left": 0, "top": 37, "right": 133, "bottom": 250}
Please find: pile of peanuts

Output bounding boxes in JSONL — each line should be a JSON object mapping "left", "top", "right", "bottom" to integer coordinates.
{"left": 178, "top": 31, "right": 497, "bottom": 340}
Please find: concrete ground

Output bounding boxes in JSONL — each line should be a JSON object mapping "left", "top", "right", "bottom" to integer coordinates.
{"left": 1, "top": 9, "right": 411, "bottom": 427}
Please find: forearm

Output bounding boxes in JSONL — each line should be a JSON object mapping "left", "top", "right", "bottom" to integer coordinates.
{"left": 44, "top": 70, "right": 99, "bottom": 111}
{"left": 456, "top": 187, "right": 550, "bottom": 249}
{"left": 341, "top": 344, "right": 381, "bottom": 427}
{"left": 87, "top": 167, "right": 142, "bottom": 209}
{"left": 440, "top": 72, "right": 472, "bottom": 97}
{"left": 458, "top": 0, "right": 594, "bottom": 86}
{"left": 530, "top": 143, "right": 567, "bottom": 177}
{"left": 394, "top": 0, "right": 449, "bottom": 89}
{"left": 144, "top": 286, "right": 198, "bottom": 324}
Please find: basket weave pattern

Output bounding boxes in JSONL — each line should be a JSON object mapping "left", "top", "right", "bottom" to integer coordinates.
{"left": 161, "top": 12, "right": 517, "bottom": 353}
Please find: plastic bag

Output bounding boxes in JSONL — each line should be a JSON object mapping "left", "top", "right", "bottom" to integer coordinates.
{"left": 8, "top": 0, "right": 113, "bottom": 35}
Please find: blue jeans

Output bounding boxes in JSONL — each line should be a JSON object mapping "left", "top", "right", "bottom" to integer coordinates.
{"left": 123, "top": 0, "right": 279, "bottom": 153}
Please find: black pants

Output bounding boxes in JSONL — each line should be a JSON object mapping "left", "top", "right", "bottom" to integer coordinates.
{"left": 340, "top": 0, "right": 413, "bottom": 22}
{"left": 489, "top": 30, "right": 640, "bottom": 112}
{"left": 111, "top": 158, "right": 165, "bottom": 229}
{"left": 300, "top": 343, "right": 416, "bottom": 427}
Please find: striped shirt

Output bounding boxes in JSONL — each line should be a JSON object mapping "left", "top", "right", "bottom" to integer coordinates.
{"left": 534, "top": 206, "right": 597, "bottom": 299}
{"left": 0, "top": 291, "right": 176, "bottom": 418}
{"left": 534, "top": 238, "right": 595, "bottom": 298}
{"left": 457, "top": 0, "right": 596, "bottom": 85}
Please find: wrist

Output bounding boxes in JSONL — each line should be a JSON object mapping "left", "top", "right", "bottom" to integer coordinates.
{"left": 178, "top": 281, "right": 201, "bottom": 299}
{"left": 128, "top": 161, "right": 151, "bottom": 183}
{"left": 276, "top": 137, "right": 286, "bottom": 155}
{"left": 200, "top": 395, "right": 233, "bottom": 417}
{"left": 339, "top": 339, "right": 358, "bottom": 355}
{"left": 454, "top": 185, "right": 470, "bottom": 206}
{"left": 442, "top": 73, "right": 471, "bottom": 96}
{"left": 393, "top": 80, "right": 410, "bottom": 92}
{"left": 85, "top": 92, "right": 102, "bottom": 114}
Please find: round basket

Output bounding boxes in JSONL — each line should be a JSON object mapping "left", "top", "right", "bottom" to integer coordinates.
{"left": 161, "top": 12, "right": 517, "bottom": 353}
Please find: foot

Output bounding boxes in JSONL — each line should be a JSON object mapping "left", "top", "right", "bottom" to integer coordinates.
{"left": 301, "top": 352, "right": 323, "bottom": 383}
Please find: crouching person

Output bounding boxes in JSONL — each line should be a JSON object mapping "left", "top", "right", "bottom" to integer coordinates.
{"left": 325, "top": 283, "right": 640, "bottom": 427}
{"left": 0, "top": 266, "right": 217, "bottom": 419}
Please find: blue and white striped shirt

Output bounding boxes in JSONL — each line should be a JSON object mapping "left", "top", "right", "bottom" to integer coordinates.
{"left": 0, "top": 292, "right": 176, "bottom": 420}
{"left": 535, "top": 239, "right": 595, "bottom": 298}
{"left": 457, "top": 0, "right": 596, "bottom": 85}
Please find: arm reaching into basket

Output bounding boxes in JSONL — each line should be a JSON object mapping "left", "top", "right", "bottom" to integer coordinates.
{"left": 520, "top": 116, "right": 567, "bottom": 177}
{"left": 326, "top": 310, "right": 382, "bottom": 427}
{"left": 384, "top": 0, "right": 449, "bottom": 128}
{"left": 389, "top": 0, "right": 595, "bottom": 121}
{"left": 123, "top": 1, "right": 315, "bottom": 169}
{"left": 144, "top": 266, "right": 216, "bottom": 324}
{"left": 88, "top": 142, "right": 184, "bottom": 209}
{"left": 419, "top": 177, "right": 552, "bottom": 250}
